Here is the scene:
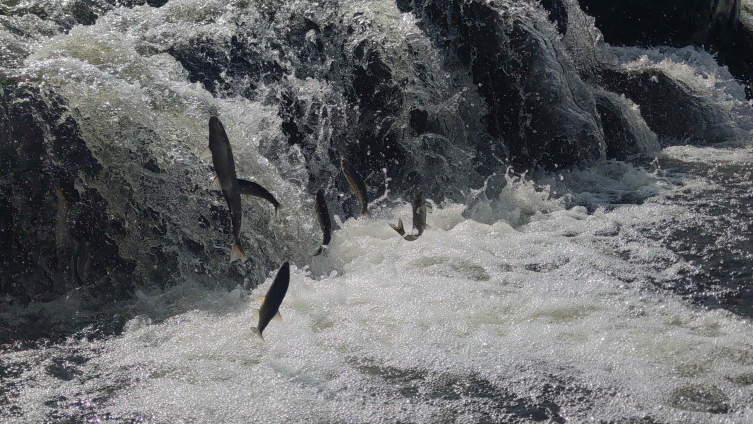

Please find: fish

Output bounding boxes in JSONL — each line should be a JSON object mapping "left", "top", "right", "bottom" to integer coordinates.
{"left": 340, "top": 157, "right": 370, "bottom": 217}
{"left": 201, "top": 116, "right": 246, "bottom": 262}
{"left": 391, "top": 192, "right": 429, "bottom": 241}
{"left": 411, "top": 191, "right": 429, "bottom": 237}
{"left": 237, "top": 179, "right": 282, "bottom": 213}
{"left": 252, "top": 261, "right": 290, "bottom": 340}
{"left": 312, "top": 189, "right": 332, "bottom": 256}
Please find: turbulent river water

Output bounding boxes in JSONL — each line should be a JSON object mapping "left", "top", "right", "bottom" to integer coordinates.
{"left": 2, "top": 0, "right": 753, "bottom": 422}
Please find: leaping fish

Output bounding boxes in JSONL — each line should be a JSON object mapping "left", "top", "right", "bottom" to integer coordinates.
{"left": 340, "top": 157, "right": 370, "bottom": 217}
{"left": 201, "top": 116, "right": 246, "bottom": 262}
{"left": 411, "top": 191, "right": 429, "bottom": 237}
{"left": 312, "top": 189, "right": 332, "bottom": 256}
{"left": 252, "top": 261, "right": 290, "bottom": 340}
{"left": 389, "top": 192, "right": 430, "bottom": 241}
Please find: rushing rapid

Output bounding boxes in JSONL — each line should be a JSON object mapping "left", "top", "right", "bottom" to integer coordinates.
{"left": 3, "top": 159, "right": 753, "bottom": 423}
{"left": 2, "top": 0, "right": 753, "bottom": 422}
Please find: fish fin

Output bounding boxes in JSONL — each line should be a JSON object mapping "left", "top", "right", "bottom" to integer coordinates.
{"left": 256, "top": 296, "right": 266, "bottom": 303}
{"left": 236, "top": 179, "right": 256, "bottom": 195}
{"left": 210, "top": 176, "right": 222, "bottom": 191}
{"left": 424, "top": 223, "right": 432, "bottom": 229}
{"left": 252, "top": 308, "right": 260, "bottom": 320}
{"left": 312, "top": 245, "right": 324, "bottom": 256}
{"left": 251, "top": 327, "right": 264, "bottom": 340}
{"left": 273, "top": 311, "right": 282, "bottom": 321}
{"left": 230, "top": 240, "right": 246, "bottom": 262}
{"left": 200, "top": 146, "right": 212, "bottom": 160}
{"left": 389, "top": 218, "right": 405, "bottom": 236}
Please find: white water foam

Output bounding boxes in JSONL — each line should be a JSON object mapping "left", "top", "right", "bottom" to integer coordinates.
{"left": 4, "top": 159, "right": 753, "bottom": 423}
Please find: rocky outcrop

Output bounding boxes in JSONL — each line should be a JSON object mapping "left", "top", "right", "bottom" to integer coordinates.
{"left": 542, "top": 1, "right": 752, "bottom": 146}
{"left": 404, "top": 0, "right": 606, "bottom": 170}
{"left": 592, "top": 88, "right": 659, "bottom": 160}
{"left": 576, "top": 0, "right": 753, "bottom": 96}
{"left": 0, "top": 84, "right": 134, "bottom": 308}
{"left": 601, "top": 67, "right": 749, "bottom": 146}
{"left": 0, "top": 81, "right": 290, "bottom": 342}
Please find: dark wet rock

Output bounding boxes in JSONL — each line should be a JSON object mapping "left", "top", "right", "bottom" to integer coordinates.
{"left": 577, "top": 0, "right": 753, "bottom": 94}
{"left": 0, "top": 84, "right": 134, "bottom": 308}
{"left": 0, "top": 81, "right": 280, "bottom": 343}
{"left": 407, "top": 0, "right": 605, "bottom": 170}
{"left": 592, "top": 88, "right": 659, "bottom": 160}
{"left": 577, "top": 0, "right": 724, "bottom": 47}
{"left": 668, "top": 385, "right": 729, "bottom": 414}
{"left": 167, "top": 36, "right": 284, "bottom": 98}
{"left": 601, "top": 67, "right": 748, "bottom": 146}
{"left": 539, "top": 0, "right": 568, "bottom": 34}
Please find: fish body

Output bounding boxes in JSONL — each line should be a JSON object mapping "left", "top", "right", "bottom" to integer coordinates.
{"left": 206, "top": 116, "right": 246, "bottom": 262}
{"left": 312, "top": 189, "right": 332, "bottom": 256}
{"left": 238, "top": 179, "right": 281, "bottom": 213}
{"left": 340, "top": 157, "right": 370, "bottom": 217}
{"left": 252, "top": 262, "right": 290, "bottom": 340}
{"left": 412, "top": 191, "right": 428, "bottom": 237}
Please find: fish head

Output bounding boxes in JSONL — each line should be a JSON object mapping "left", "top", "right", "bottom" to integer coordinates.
{"left": 208, "top": 116, "right": 230, "bottom": 147}
{"left": 413, "top": 191, "right": 424, "bottom": 209}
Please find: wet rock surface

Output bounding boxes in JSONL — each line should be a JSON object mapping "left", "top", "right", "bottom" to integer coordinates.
{"left": 592, "top": 88, "right": 660, "bottom": 160}
{"left": 407, "top": 0, "right": 605, "bottom": 170}
{"left": 577, "top": 0, "right": 753, "bottom": 95}
{"left": 601, "top": 67, "right": 748, "bottom": 146}
{"left": 0, "top": 82, "right": 280, "bottom": 343}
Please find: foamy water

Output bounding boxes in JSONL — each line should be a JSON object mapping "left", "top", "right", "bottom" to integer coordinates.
{"left": 4, "top": 158, "right": 753, "bottom": 423}
{"left": 3, "top": 0, "right": 753, "bottom": 421}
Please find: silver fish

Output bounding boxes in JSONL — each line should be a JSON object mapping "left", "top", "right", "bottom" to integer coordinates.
{"left": 312, "top": 189, "right": 332, "bottom": 256}
{"left": 390, "top": 192, "right": 429, "bottom": 241}
{"left": 252, "top": 261, "right": 290, "bottom": 340}
{"left": 412, "top": 191, "right": 428, "bottom": 237}
{"left": 340, "top": 157, "right": 370, "bottom": 217}
{"left": 201, "top": 116, "right": 246, "bottom": 262}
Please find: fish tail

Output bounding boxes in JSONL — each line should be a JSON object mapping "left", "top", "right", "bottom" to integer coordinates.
{"left": 274, "top": 203, "right": 283, "bottom": 215}
{"left": 231, "top": 238, "right": 246, "bottom": 262}
{"left": 251, "top": 327, "right": 264, "bottom": 340}
{"left": 312, "top": 245, "right": 324, "bottom": 256}
{"left": 389, "top": 218, "right": 405, "bottom": 236}
{"left": 361, "top": 208, "right": 371, "bottom": 218}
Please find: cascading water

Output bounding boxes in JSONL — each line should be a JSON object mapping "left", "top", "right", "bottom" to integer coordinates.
{"left": 2, "top": 0, "right": 753, "bottom": 422}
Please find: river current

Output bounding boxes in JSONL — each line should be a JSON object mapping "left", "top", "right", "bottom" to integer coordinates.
{"left": 2, "top": 0, "right": 753, "bottom": 422}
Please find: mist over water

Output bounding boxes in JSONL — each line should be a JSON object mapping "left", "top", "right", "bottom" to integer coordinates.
{"left": 2, "top": 0, "right": 753, "bottom": 422}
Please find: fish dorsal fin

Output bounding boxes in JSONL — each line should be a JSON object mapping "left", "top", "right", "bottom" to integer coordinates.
{"left": 210, "top": 176, "right": 222, "bottom": 191}
{"left": 273, "top": 311, "right": 282, "bottom": 321}
{"left": 256, "top": 296, "right": 266, "bottom": 303}
{"left": 200, "top": 146, "right": 212, "bottom": 160}
{"left": 252, "top": 308, "right": 260, "bottom": 320}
